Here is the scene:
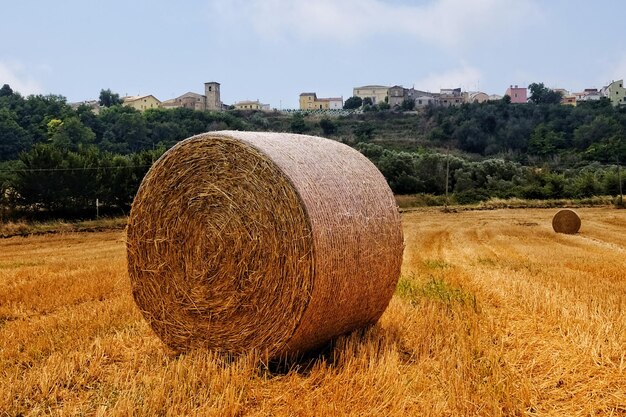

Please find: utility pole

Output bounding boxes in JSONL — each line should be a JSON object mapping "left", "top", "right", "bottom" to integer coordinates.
{"left": 444, "top": 147, "right": 450, "bottom": 211}
{"left": 618, "top": 156, "right": 623, "bottom": 207}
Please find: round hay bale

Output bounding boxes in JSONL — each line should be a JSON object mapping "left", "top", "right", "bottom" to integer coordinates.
{"left": 126, "top": 131, "right": 404, "bottom": 357}
{"left": 552, "top": 209, "right": 581, "bottom": 234}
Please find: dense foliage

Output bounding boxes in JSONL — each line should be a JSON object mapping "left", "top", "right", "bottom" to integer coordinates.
{"left": 0, "top": 84, "right": 624, "bottom": 219}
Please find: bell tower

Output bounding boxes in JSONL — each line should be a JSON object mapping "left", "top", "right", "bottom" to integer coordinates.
{"left": 204, "top": 82, "right": 221, "bottom": 111}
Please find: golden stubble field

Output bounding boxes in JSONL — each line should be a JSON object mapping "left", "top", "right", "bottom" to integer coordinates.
{"left": 0, "top": 208, "right": 624, "bottom": 416}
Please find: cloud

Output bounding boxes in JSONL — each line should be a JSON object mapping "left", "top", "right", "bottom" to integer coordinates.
{"left": 0, "top": 61, "right": 42, "bottom": 96}
{"left": 209, "top": 0, "right": 539, "bottom": 48}
{"left": 414, "top": 64, "right": 482, "bottom": 91}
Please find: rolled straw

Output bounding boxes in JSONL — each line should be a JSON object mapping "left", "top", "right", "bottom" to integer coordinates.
{"left": 126, "top": 131, "right": 404, "bottom": 357}
{"left": 552, "top": 209, "right": 581, "bottom": 234}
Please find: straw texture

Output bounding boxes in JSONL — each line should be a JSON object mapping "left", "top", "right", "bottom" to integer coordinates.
{"left": 552, "top": 209, "right": 581, "bottom": 234}
{"left": 126, "top": 131, "right": 404, "bottom": 357}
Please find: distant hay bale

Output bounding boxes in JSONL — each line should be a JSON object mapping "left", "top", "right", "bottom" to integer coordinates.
{"left": 126, "top": 131, "right": 404, "bottom": 358}
{"left": 552, "top": 209, "right": 581, "bottom": 234}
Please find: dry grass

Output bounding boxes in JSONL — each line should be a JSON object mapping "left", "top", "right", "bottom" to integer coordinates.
{"left": 1, "top": 207, "right": 625, "bottom": 416}
{"left": 0, "top": 217, "right": 127, "bottom": 238}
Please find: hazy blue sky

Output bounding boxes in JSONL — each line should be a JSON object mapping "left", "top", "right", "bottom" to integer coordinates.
{"left": 1, "top": 0, "right": 625, "bottom": 108}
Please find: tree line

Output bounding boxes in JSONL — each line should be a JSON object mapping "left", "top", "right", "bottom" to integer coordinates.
{"left": 0, "top": 86, "right": 253, "bottom": 218}
{"left": 358, "top": 143, "right": 623, "bottom": 204}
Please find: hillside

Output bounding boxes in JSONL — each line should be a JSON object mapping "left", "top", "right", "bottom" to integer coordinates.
{"left": 1, "top": 88, "right": 625, "bottom": 218}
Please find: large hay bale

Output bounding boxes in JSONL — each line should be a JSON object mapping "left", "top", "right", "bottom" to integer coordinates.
{"left": 126, "top": 131, "right": 404, "bottom": 357}
{"left": 552, "top": 209, "right": 581, "bottom": 234}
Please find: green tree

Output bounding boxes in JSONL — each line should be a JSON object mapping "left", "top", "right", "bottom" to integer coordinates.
{"left": 355, "top": 143, "right": 385, "bottom": 162}
{"left": 377, "top": 150, "right": 421, "bottom": 194}
{"left": 401, "top": 98, "right": 415, "bottom": 111}
{"left": 48, "top": 116, "right": 96, "bottom": 152}
{"left": 574, "top": 115, "right": 621, "bottom": 151}
{"left": 377, "top": 101, "right": 390, "bottom": 111}
{"left": 528, "top": 123, "right": 564, "bottom": 156}
{"left": 17, "top": 144, "right": 68, "bottom": 210}
{"left": 99, "top": 106, "right": 149, "bottom": 153}
{"left": 290, "top": 113, "right": 307, "bottom": 134}
{"left": 0, "top": 84, "right": 13, "bottom": 97}
{"left": 97, "top": 148, "right": 162, "bottom": 209}
{"left": 585, "top": 132, "right": 626, "bottom": 166}
{"left": 353, "top": 122, "right": 374, "bottom": 142}
{"left": 15, "top": 94, "right": 73, "bottom": 144}
{"left": 453, "top": 120, "right": 486, "bottom": 154}
{"left": 571, "top": 171, "right": 601, "bottom": 197}
{"left": 528, "top": 82, "right": 562, "bottom": 104}
{"left": 319, "top": 117, "right": 337, "bottom": 135}
{"left": 343, "top": 96, "right": 362, "bottom": 110}
{"left": 76, "top": 103, "right": 104, "bottom": 139}
{"left": 0, "top": 108, "right": 31, "bottom": 160}
{"left": 98, "top": 88, "right": 122, "bottom": 107}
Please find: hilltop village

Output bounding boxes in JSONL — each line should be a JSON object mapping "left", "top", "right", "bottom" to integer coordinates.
{"left": 71, "top": 79, "right": 626, "bottom": 114}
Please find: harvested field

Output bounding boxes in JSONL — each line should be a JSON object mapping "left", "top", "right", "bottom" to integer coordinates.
{"left": 1, "top": 207, "right": 625, "bottom": 416}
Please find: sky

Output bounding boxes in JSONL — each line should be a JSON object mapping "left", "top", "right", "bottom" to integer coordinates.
{"left": 1, "top": 0, "right": 625, "bottom": 109}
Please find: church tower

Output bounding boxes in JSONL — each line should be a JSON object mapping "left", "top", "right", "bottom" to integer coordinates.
{"left": 204, "top": 82, "right": 221, "bottom": 111}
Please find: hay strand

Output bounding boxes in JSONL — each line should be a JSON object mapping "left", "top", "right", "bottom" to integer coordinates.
{"left": 126, "top": 131, "right": 404, "bottom": 357}
{"left": 552, "top": 209, "right": 581, "bottom": 234}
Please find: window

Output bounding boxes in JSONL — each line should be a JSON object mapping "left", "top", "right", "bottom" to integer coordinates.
{"left": 418, "top": 100, "right": 422, "bottom": 105}
{"left": 208, "top": 86, "right": 212, "bottom": 92}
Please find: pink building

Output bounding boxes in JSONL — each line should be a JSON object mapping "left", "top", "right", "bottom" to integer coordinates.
{"left": 505, "top": 85, "right": 527, "bottom": 103}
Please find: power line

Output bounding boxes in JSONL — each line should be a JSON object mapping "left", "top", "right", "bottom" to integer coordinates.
{"left": 0, "top": 164, "right": 153, "bottom": 173}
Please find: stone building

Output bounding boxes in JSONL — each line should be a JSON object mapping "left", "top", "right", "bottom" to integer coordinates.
{"left": 160, "top": 92, "right": 205, "bottom": 111}
{"left": 352, "top": 85, "right": 389, "bottom": 105}
{"left": 438, "top": 88, "right": 463, "bottom": 107}
{"left": 160, "top": 81, "right": 223, "bottom": 111}
{"left": 204, "top": 82, "right": 221, "bottom": 111}
{"left": 388, "top": 86, "right": 437, "bottom": 108}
